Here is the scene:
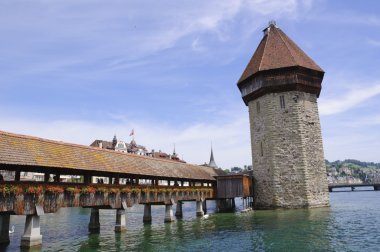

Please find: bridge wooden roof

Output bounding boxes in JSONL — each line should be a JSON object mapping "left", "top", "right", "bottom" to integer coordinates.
{"left": 0, "top": 131, "right": 218, "bottom": 181}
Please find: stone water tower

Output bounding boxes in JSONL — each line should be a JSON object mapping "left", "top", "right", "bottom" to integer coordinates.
{"left": 237, "top": 22, "right": 329, "bottom": 209}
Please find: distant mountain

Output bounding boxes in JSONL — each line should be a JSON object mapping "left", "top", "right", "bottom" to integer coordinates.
{"left": 325, "top": 159, "right": 380, "bottom": 169}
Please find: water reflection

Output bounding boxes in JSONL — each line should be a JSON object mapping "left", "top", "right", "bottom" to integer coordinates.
{"left": 114, "top": 233, "right": 121, "bottom": 252}
{"left": 138, "top": 224, "right": 152, "bottom": 251}
{"left": 84, "top": 233, "right": 101, "bottom": 251}
{"left": 4, "top": 192, "right": 380, "bottom": 251}
{"left": 253, "top": 208, "right": 332, "bottom": 251}
{"left": 20, "top": 245, "right": 42, "bottom": 252}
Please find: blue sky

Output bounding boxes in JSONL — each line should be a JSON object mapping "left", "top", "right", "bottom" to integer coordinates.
{"left": 1, "top": 0, "right": 380, "bottom": 168}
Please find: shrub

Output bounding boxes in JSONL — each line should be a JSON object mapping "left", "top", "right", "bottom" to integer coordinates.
{"left": 0, "top": 185, "right": 23, "bottom": 195}
{"left": 45, "top": 185, "right": 64, "bottom": 194}
{"left": 25, "top": 185, "right": 43, "bottom": 194}
{"left": 65, "top": 187, "right": 81, "bottom": 194}
{"left": 81, "top": 186, "right": 96, "bottom": 194}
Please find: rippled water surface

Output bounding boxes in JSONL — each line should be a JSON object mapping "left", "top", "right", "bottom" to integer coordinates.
{"left": 3, "top": 191, "right": 380, "bottom": 252}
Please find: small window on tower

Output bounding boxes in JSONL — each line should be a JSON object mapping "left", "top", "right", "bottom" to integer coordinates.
{"left": 280, "top": 95, "right": 285, "bottom": 109}
{"left": 256, "top": 101, "right": 260, "bottom": 113}
{"left": 260, "top": 141, "right": 263, "bottom": 157}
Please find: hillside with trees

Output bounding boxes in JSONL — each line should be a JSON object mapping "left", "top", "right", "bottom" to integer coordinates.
{"left": 326, "top": 159, "right": 380, "bottom": 184}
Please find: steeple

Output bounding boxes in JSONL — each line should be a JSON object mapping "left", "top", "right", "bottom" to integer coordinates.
{"left": 112, "top": 135, "right": 117, "bottom": 149}
{"left": 208, "top": 145, "right": 217, "bottom": 168}
{"left": 172, "top": 144, "right": 177, "bottom": 157}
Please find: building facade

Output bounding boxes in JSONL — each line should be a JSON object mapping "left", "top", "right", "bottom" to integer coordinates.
{"left": 90, "top": 135, "right": 149, "bottom": 156}
{"left": 237, "top": 22, "right": 329, "bottom": 209}
{"left": 90, "top": 136, "right": 185, "bottom": 162}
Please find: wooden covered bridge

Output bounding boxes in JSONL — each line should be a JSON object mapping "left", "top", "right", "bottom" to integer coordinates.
{"left": 0, "top": 130, "right": 253, "bottom": 247}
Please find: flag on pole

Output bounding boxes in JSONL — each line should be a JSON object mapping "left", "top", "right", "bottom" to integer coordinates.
{"left": 129, "top": 129, "right": 134, "bottom": 136}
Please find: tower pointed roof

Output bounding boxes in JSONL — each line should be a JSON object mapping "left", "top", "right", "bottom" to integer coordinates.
{"left": 238, "top": 21, "right": 323, "bottom": 85}
{"left": 208, "top": 146, "right": 217, "bottom": 168}
{"left": 237, "top": 21, "right": 325, "bottom": 105}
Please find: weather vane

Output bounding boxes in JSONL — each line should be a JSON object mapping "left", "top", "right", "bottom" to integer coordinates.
{"left": 269, "top": 20, "right": 276, "bottom": 27}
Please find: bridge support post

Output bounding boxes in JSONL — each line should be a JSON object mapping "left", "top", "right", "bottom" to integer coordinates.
{"left": 88, "top": 208, "right": 100, "bottom": 233}
{"left": 114, "top": 209, "right": 126, "bottom": 232}
{"left": 15, "top": 170, "right": 21, "bottom": 181}
{"left": 175, "top": 201, "right": 183, "bottom": 218}
{"left": 217, "top": 198, "right": 236, "bottom": 213}
{"left": 21, "top": 214, "right": 42, "bottom": 248}
{"left": 196, "top": 200, "right": 204, "bottom": 217}
{"left": 328, "top": 187, "right": 332, "bottom": 192}
{"left": 216, "top": 200, "right": 220, "bottom": 212}
{"left": 84, "top": 175, "right": 92, "bottom": 184}
{"left": 202, "top": 200, "right": 207, "bottom": 214}
{"left": 143, "top": 204, "right": 152, "bottom": 224}
{"left": 164, "top": 205, "right": 175, "bottom": 223}
{"left": 44, "top": 173, "right": 50, "bottom": 182}
{"left": 0, "top": 214, "right": 10, "bottom": 244}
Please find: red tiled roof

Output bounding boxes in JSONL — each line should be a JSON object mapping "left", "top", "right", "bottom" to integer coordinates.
{"left": 238, "top": 24, "right": 323, "bottom": 84}
{"left": 0, "top": 131, "right": 217, "bottom": 181}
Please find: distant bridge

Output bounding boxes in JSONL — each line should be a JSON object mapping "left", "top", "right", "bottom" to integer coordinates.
{"left": 328, "top": 183, "right": 380, "bottom": 192}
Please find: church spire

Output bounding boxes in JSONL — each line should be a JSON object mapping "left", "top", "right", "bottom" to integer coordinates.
{"left": 112, "top": 134, "right": 117, "bottom": 149}
{"left": 172, "top": 144, "right": 177, "bottom": 157}
{"left": 208, "top": 144, "right": 217, "bottom": 168}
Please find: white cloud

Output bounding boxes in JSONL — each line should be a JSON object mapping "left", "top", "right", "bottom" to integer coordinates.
{"left": 0, "top": 0, "right": 315, "bottom": 76}
{"left": 323, "top": 131, "right": 380, "bottom": 163}
{"left": 191, "top": 38, "right": 206, "bottom": 52}
{"left": 0, "top": 114, "right": 251, "bottom": 169}
{"left": 342, "top": 114, "right": 380, "bottom": 128}
{"left": 0, "top": 0, "right": 330, "bottom": 167}
{"left": 358, "top": 115, "right": 380, "bottom": 126}
{"left": 306, "top": 9, "right": 380, "bottom": 27}
{"left": 319, "top": 83, "right": 380, "bottom": 115}
{"left": 368, "top": 39, "right": 380, "bottom": 47}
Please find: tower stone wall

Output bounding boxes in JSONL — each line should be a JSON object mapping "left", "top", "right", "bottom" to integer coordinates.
{"left": 249, "top": 91, "right": 329, "bottom": 208}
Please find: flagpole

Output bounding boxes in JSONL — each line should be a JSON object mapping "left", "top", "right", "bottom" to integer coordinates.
{"left": 129, "top": 129, "right": 135, "bottom": 141}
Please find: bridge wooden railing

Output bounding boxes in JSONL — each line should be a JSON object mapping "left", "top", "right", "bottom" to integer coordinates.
{"left": 0, "top": 182, "right": 216, "bottom": 215}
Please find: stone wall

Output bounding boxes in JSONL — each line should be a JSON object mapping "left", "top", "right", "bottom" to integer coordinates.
{"left": 248, "top": 91, "right": 329, "bottom": 209}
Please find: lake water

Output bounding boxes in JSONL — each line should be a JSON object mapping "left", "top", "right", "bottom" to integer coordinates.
{"left": 3, "top": 190, "right": 380, "bottom": 252}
